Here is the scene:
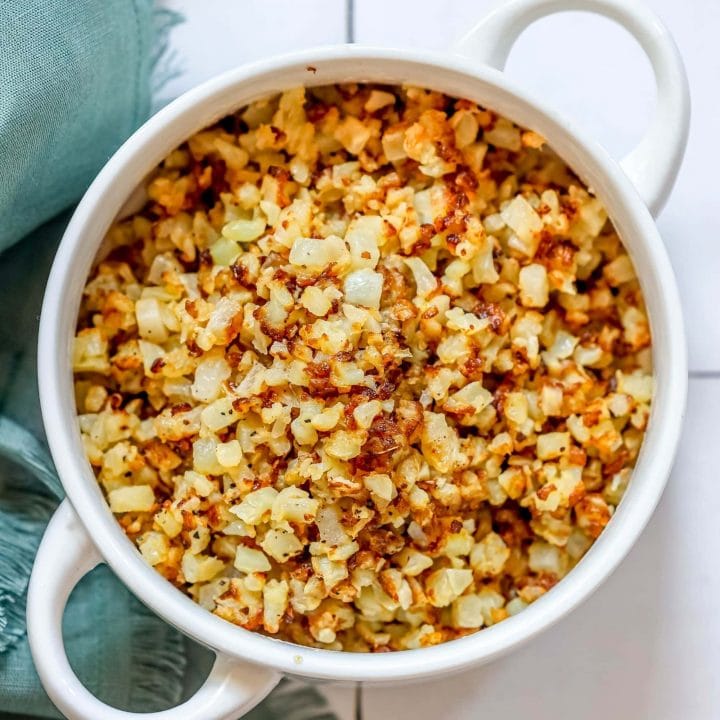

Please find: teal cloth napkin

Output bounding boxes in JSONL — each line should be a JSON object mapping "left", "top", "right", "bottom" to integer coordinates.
{"left": 0, "top": 1, "right": 340, "bottom": 718}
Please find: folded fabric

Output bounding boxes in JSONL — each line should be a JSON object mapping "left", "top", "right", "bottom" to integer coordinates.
{"left": 0, "top": 0, "right": 176, "bottom": 253}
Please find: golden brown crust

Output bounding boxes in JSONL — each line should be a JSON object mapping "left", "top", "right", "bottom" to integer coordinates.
{"left": 73, "top": 83, "right": 652, "bottom": 652}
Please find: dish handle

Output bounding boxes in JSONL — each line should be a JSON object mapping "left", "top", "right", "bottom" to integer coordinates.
{"left": 27, "top": 500, "right": 280, "bottom": 720}
{"left": 453, "top": 0, "right": 690, "bottom": 217}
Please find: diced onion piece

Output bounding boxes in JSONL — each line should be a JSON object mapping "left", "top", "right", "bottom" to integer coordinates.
{"left": 441, "top": 528, "right": 473, "bottom": 557}
{"left": 263, "top": 579, "right": 289, "bottom": 633}
{"left": 353, "top": 400, "right": 382, "bottom": 430}
{"left": 234, "top": 545, "right": 271, "bottom": 573}
{"left": 147, "top": 253, "right": 182, "bottom": 285}
{"left": 527, "top": 542, "right": 565, "bottom": 575}
{"left": 192, "top": 437, "right": 225, "bottom": 475}
{"left": 382, "top": 126, "right": 407, "bottom": 162}
{"left": 271, "top": 487, "right": 319, "bottom": 524}
{"left": 324, "top": 430, "right": 365, "bottom": 460}
{"left": 425, "top": 568, "right": 473, "bottom": 607}
{"left": 316, "top": 505, "right": 349, "bottom": 546}
{"left": 138, "top": 532, "right": 169, "bottom": 566}
{"left": 335, "top": 116, "right": 372, "bottom": 155}
{"left": 451, "top": 110, "right": 479, "bottom": 148}
{"left": 484, "top": 118, "right": 522, "bottom": 151}
{"left": 501, "top": 196, "right": 542, "bottom": 249}
{"left": 138, "top": 340, "right": 165, "bottom": 375}
{"left": 604, "top": 254, "right": 635, "bottom": 286}
{"left": 345, "top": 216, "right": 383, "bottom": 269}
{"left": 289, "top": 235, "right": 350, "bottom": 272}
{"left": 261, "top": 526, "right": 303, "bottom": 562}
{"left": 107, "top": 485, "right": 155, "bottom": 513}
{"left": 200, "top": 396, "right": 237, "bottom": 432}
{"left": 343, "top": 269, "right": 383, "bottom": 309}
{"left": 209, "top": 237, "right": 241, "bottom": 266}
{"left": 617, "top": 371, "right": 653, "bottom": 403}
{"left": 290, "top": 414, "right": 319, "bottom": 446}
{"left": 330, "top": 361, "right": 364, "bottom": 387}
{"left": 547, "top": 330, "right": 579, "bottom": 360}
{"left": 135, "top": 297, "right": 168, "bottom": 342}
{"left": 453, "top": 589, "right": 506, "bottom": 627}
{"left": 364, "top": 89, "right": 395, "bottom": 113}
{"left": 421, "top": 411, "right": 460, "bottom": 472}
{"left": 364, "top": 473, "right": 396, "bottom": 503}
{"left": 72, "top": 328, "right": 109, "bottom": 373}
{"left": 311, "top": 555, "right": 348, "bottom": 589}
{"left": 404, "top": 257, "right": 437, "bottom": 298}
{"left": 444, "top": 307, "right": 486, "bottom": 335}
{"left": 155, "top": 507, "right": 182, "bottom": 538}
{"left": 183, "top": 470, "right": 214, "bottom": 497}
{"left": 191, "top": 357, "right": 231, "bottom": 402}
{"left": 199, "top": 296, "right": 242, "bottom": 349}
{"left": 235, "top": 362, "right": 266, "bottom": 398}
{"left": 469, "top": 532, "right": 510, "bottom": 576}
{"left": 300, "top": 286, "right": 332, "bottom": 316}
{"left": 518, "top": 263, "right": 549, "bottom": 307}
{"left": 399, "top": 549, "right": 434, "bottom": 577}
{"left": 230, "top": 487, "right": 279, "bottom": 525}
{"left": 537, "top": 432, "right": 570, "bottom": 460}
{"left": 310, "top": 404, "right": 343, "bottom": 432}
{"left": 451, "top": 594, "right": 486, "bottom": 629}
{"left": 506, "top": 597, "right": 528, "bottom": 616}
{"left": 182, "top": 552, "right": 225, "bottom": 583}
{"left": 215, "top": 439, "right": 243, "bottom": 468}
{"left": 222, "top": 217, "right": 266, "bottom": 243}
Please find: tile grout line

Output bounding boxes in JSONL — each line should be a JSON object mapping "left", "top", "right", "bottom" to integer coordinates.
{"left": 346, "top": 0, "right": 355, "bottom": 42}
{"left": 689, "top": 371, "right": 720, "bottom": 379}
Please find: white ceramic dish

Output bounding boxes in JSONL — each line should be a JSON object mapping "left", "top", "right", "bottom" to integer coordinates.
{"left": 27, "top": 0, "right": 690, "bottom": 718}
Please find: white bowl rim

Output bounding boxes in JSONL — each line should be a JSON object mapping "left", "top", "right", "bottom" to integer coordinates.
{"left": 37, "top": 44, "right": 687, "bottom": 682}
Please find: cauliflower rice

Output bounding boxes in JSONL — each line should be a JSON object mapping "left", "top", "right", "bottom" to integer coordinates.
{"left": 73, "top": 84, "right": 652, "bottom": 651}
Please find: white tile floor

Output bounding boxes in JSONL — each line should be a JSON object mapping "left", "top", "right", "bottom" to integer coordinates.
{"left": 158, "top": 1, "right": 720, "bottom": 716}
{"left": 159, "top": 0, "right": 349, "bottom": 101}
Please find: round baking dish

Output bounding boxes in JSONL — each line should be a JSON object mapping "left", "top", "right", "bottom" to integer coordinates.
{"left": 28, "top": 0, "right": 689, "bottom": 717}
